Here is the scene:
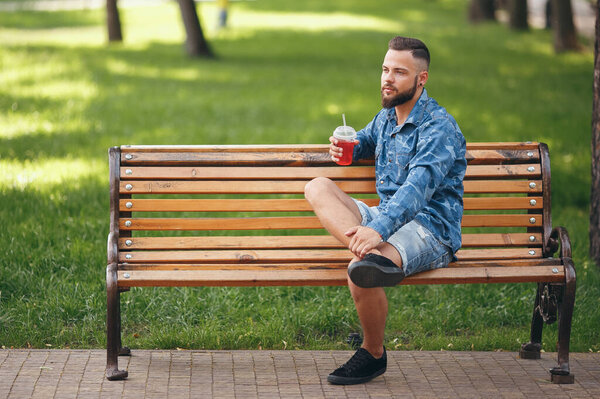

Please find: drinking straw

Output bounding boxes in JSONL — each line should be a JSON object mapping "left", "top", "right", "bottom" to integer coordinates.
{"left": 342, "top": 114, "right": 346, "bottom": 127}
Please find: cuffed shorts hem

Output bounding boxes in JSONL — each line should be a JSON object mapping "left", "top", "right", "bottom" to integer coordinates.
{"left": 352, "top": 198, "right": 452, "bottom": 276}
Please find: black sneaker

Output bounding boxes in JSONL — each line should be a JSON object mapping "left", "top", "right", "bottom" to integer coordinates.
{"left": 327, "top": 347, "right": 387, "bottom": 385}
{"left": 348, "top": 253, "right": 405, "bottom": 288}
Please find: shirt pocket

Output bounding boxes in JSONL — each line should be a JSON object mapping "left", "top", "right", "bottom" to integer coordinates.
{"left": 395, "top": 152, "right": 412, "bottom": 181}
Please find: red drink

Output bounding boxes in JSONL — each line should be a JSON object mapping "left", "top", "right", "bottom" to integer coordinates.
{"left": 333, "top": 125, "right": 357, "bottom": 166}
{"left": 336, "top": 140, "right": 355, "bottom": 166}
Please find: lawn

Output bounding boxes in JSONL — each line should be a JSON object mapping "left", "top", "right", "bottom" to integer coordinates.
{"left": 1, "top": 0, "right": 598, "bottom": 353}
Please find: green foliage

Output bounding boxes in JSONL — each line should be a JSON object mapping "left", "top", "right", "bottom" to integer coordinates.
{"left": 1, "top": 0, "right": 598, "bottom": 353}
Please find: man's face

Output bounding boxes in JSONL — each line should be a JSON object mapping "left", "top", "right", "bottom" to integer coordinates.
{"left": 381, "top": 50, "right": 426, "bottom": 109}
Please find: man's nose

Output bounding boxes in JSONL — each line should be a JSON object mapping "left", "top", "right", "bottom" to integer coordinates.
{"left": 382, "top": 71, "right": 393, "bottom": 83}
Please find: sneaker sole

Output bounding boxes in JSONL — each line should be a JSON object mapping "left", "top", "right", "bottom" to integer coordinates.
{"left": 348, "top": 262, "right": 404, "bottom": 288}
{"left": 327, "top": 367, "right": 386, "bottom": 385}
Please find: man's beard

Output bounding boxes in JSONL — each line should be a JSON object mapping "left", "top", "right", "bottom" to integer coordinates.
{"left": 381, "top": 75, "right": 419, "bottom": 109}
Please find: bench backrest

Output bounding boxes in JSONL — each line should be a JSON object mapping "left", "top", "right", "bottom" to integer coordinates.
{"left": 107, "top": 142, "right": 552, "bottom": 285}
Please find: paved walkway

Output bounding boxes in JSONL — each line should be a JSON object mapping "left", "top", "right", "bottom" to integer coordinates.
{"left": 1, "top": 350, "right": 599, "bottom": 398}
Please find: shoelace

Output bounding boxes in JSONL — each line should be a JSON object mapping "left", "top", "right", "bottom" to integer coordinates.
{"left": 342, "top": 349, "right": 372, "bottom": 373}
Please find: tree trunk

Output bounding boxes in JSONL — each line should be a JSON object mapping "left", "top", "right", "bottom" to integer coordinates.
{"left": 509, "top": 0, "right": 529, "bottom": 30}
{"left": 177, "top": 0, "right": 213, "bottom": 57}
{"left": 469, "top": 0, "right": 496, "bottom": 22}
{"left": 550, "top": 0, "right": 579, "bottom": 51}
{"left": 106, "top": 0, "right": 122, "bottom": 42}
{"left": 591, "top": 0, "right": 600, "bottom": 268}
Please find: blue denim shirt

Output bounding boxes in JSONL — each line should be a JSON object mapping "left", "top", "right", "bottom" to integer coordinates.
{"left": 353, "top": 89, "right": 467, "bottom": 253}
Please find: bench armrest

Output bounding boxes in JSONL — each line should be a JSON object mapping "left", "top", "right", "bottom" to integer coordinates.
{"left": 107, "top": 232, "right": 118, "bottom": 265}
{"left": 545, "top": 226, "right": 572, "bottom": 259}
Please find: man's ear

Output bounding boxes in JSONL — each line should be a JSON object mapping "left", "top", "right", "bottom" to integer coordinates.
{"left": 418, "top": 70, "right": 429, "bottom": 87}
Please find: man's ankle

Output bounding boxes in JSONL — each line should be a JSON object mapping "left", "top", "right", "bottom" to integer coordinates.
{"left": 362, "top": 346, "right": 384, "bottom": 359}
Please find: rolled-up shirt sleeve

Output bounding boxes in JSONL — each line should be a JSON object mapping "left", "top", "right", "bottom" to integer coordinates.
{"left": 366, "top": 118, "right": 461, "bottom": 240}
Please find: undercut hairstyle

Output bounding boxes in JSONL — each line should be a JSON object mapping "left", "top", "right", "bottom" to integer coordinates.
{"left": 388, "top": 36, "right": 430, "bottom": 71}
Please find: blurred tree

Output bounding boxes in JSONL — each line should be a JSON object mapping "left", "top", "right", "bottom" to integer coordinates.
{"left": 550, "top": 0, "right": 579, "bottom": 51}
{"left": 508, "top": 0, "right": 529, "bottom": 30}
{"left": 591, "top": 0, "right": 600, "bottom": 268}
{"left": 105, "top": 0, "right": 212, "bottom": 57}
{"left": 469, "top": 0, "right": 496, "bottom": 22}
{"left": 177, "top": 0, "right": 213, "bottom": 57}
{"left": 106, "top": 0, "right": 122, "bottom": 42}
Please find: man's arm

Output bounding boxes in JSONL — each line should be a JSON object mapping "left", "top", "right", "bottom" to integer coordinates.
{"left": 367, "top": 118, "right": 465, "bottom": 241}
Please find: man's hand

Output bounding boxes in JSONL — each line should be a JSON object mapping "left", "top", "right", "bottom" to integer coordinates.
{"left": 329, "top": 136, "right": 359, "bottom": 163}
{"left": 345, "top": 225, "right": 383, "bottom": 259}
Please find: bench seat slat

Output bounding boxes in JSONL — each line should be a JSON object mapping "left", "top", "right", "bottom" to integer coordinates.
{"left": 118, "top": 258, "right": 562, "bottom": 271}
{"left": 119, "top": 197, "right": 542, "bottom": 212}
{"left": 119, "top": 180, "right": 542, "bottom": 194}
{"left": 119, "top": 214, "right": 542, "bottom": 231}
{"left": 119, "top": 233, "right": 543, "bottom": 250}
{"left": 118, "top": 248, "right": 542, "bottom": 263}
{"left": 116, "top": 265, "right": 564, "bottom": 287}
{"left": 119, "top": 164, "right": 541, "bottom": 180}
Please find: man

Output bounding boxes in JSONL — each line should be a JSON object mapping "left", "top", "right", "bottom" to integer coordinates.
{"left": 304, "top": 36, "right": 467, "bottom": 385}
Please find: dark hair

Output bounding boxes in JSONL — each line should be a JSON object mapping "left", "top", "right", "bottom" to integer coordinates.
{"left": 388, "top": 36, "right": 430, "bottom": 70}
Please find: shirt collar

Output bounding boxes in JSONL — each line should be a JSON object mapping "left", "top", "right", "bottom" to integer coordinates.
{"left": 385, "top": 88, "right": 429, "bottom": 128}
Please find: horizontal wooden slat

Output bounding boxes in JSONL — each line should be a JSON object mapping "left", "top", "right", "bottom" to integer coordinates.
{"left": 120, "top": 217, "right": 324, "bottom": 231}
{"left": 465, "top": 149, "right": 539, "bottom": 165}
{"left": 120, "top": 145, "right": 539, "bottom": 166}
{"left": 462, "top": 142, "right": 539, "bottom": 150}
{"left": 118, "top": 233, "right": 543, "bottom": 250}
{"left": 120, "top": 197, "right": 542, "bottom": 212}
{"left": 463, "top": 180, "right": 542, "bottom": 193}
{"left": 461, "top": 233, "right": 543, "bottom": 247}
{"left": 118, "top": 247, "right": 543, "bottom": 264}
{"left": 121, "top": 143, "right": 539, "bottom": 152}
{"left": 119, "top": 213, "right": 542, "bottom": 231}
{"left": 119, "top": 180, "right": 375, "bottom": 194}
{"left": 119, "top": 247, "right": 543, "bottom": 264}
{"left": 121, "top": 151, "right": 335, "bottom": 166}
{"left": 120, "top": 235, "right": 344, "bottom": 250}
{"left": 465, "top": 164, "right": 541, "bottom": 178}
{"left": 119, "top": 198, "right": 379, "bottom": 212}
{"left": 120, "top": 249, "right": 351, "bottom": 263}
{"left": 116, "top": 265, "right": 563, "bottom": 287}
{"left": 455, "top": 248, "right": 542, "bottom": 260}
{"left": 120, "top": 166, "right": 376, "bottom": 180}
{"left": 119, "top": 180, "right": 541, "bottom": 194}
{"left": 119, "top": 164, "right": 541, "bottom": 180}
{"left": 118, "top": 258, "right": 562, "bottom": 271}
{"left": 462, "top": 197, "right": 542, "bottom": 210}
{"left": 461, "top": 214, "right": 542, "bottom": 227}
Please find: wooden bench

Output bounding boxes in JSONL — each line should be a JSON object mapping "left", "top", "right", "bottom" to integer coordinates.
{"left": 106, "top": 142, "right": 576, "bottom": 383}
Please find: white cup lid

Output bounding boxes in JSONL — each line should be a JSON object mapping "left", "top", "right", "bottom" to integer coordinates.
{"left": 333, "top": 126, "right": 356, "bottom": 140}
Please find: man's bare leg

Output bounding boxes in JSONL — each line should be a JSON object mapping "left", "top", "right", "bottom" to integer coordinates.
{"left": 347, "top": 244, "right": 402, "bottom": 358}
{"left": 305, "top": 177, "right": 403, "bottom": 359}
{"left": 304, "top": 177, "right": 362, "bottom": 245}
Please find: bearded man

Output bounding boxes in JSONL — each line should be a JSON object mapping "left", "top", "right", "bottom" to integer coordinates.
{"left": 304, "top": 36, "right": 467, "bottom": 385}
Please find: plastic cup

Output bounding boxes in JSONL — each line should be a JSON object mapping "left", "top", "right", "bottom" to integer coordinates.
{"left": 333, "top": 126, "right": 357, "bottom": 166}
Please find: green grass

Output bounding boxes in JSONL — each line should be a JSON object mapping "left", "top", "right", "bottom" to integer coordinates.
{"left": 1, "top": 0, "right": 599, "bottom": 353}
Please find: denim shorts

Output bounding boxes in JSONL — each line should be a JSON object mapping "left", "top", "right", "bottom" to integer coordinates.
{"left": 352, "top": 199, "right": 453, "bottom": 276}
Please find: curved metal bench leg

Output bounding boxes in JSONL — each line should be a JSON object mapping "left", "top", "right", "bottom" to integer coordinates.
{"left": 106, "top": 263, "right": 128, "bottom": 381}
{"left": 520, "top": 283, "right": 544, "bottom": 359}
{"left": 550, "top": 259, "right": 576, "bottom": 384}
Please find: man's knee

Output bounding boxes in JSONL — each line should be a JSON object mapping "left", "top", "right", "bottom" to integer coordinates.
{"left": 304, "top": 176, "right": 334, "bottom": 203}
{"left": 347, "top": 272, "right": 385, "bottom": 302}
